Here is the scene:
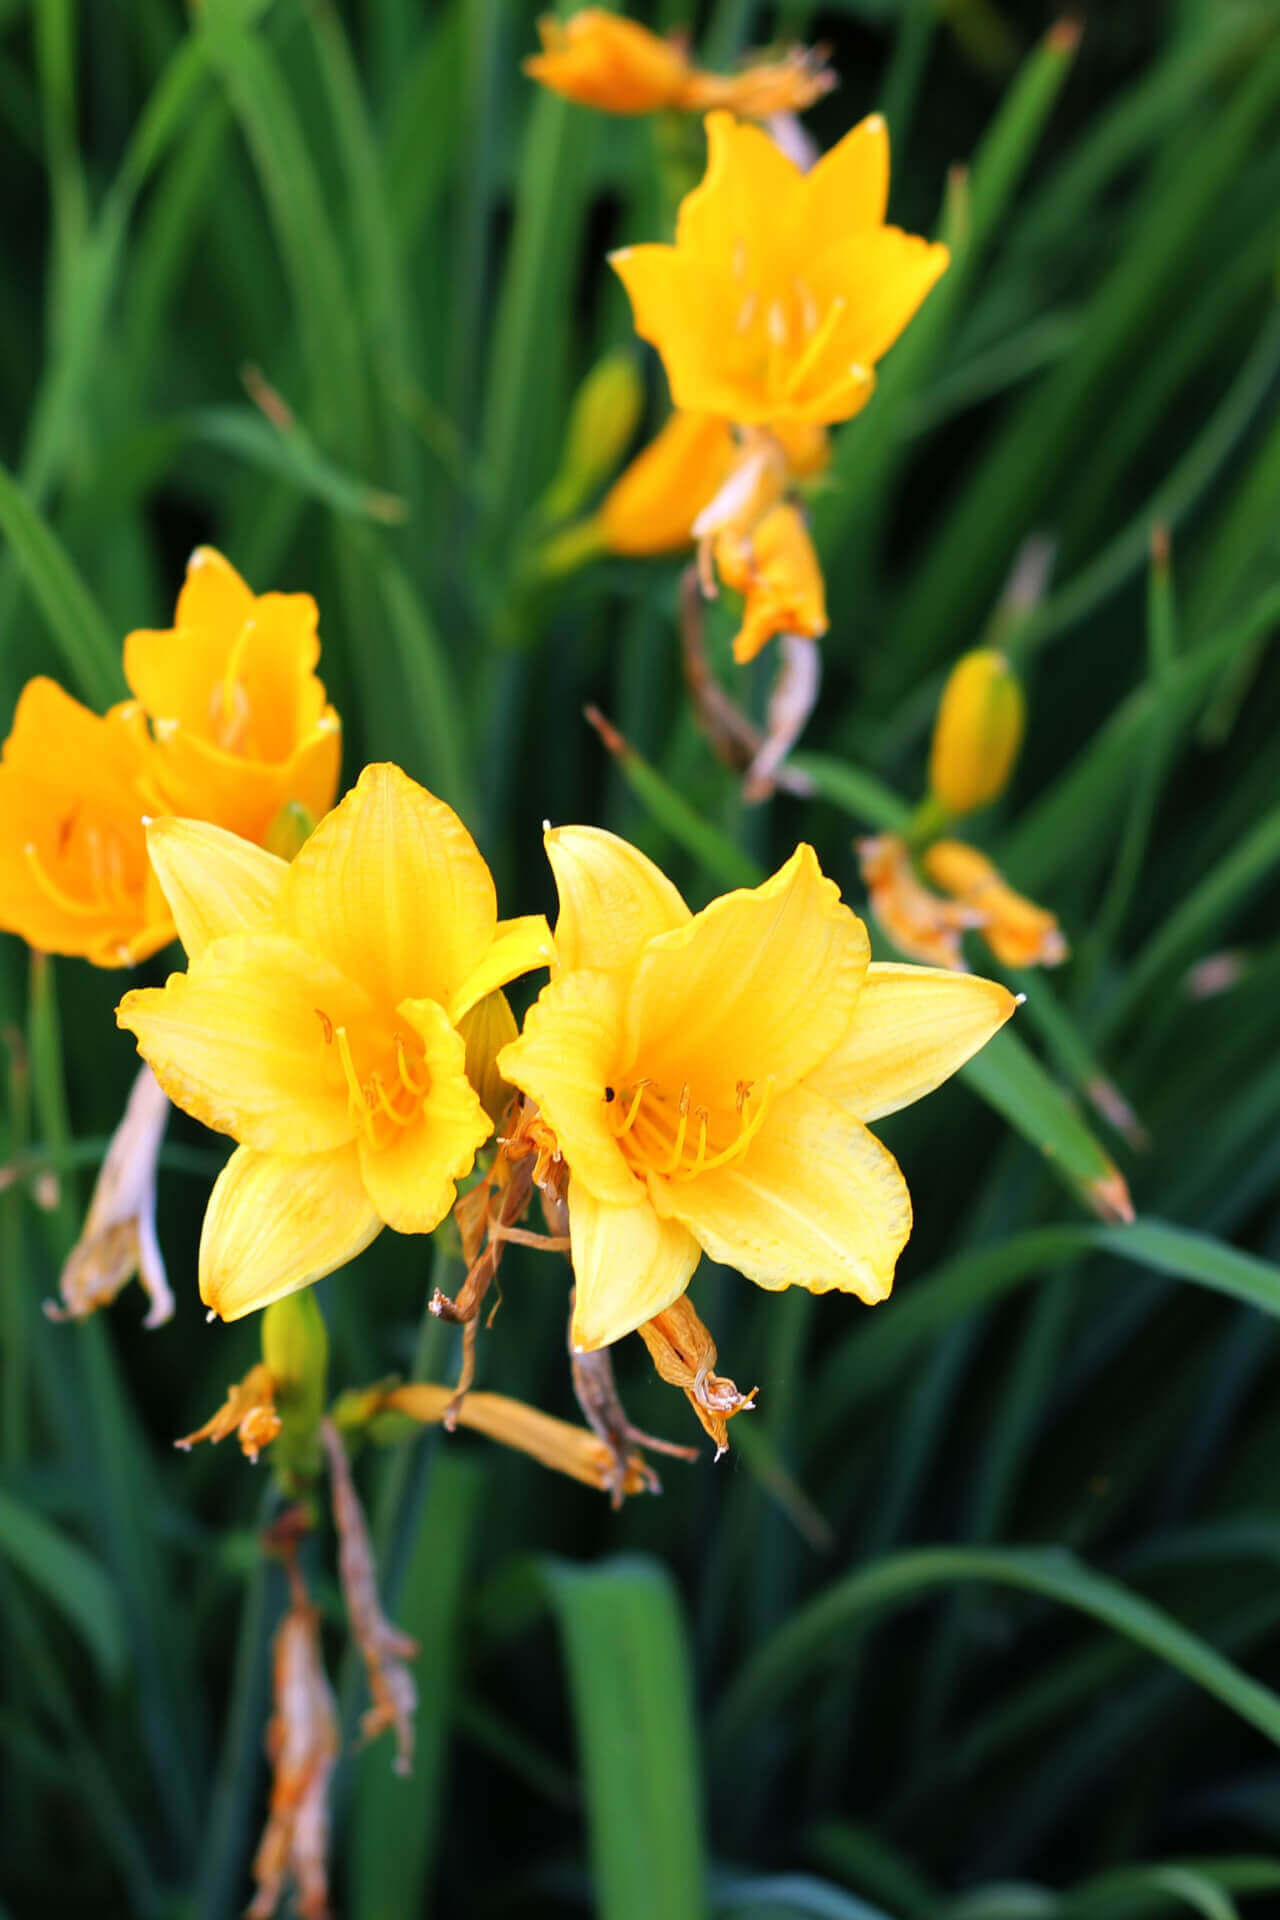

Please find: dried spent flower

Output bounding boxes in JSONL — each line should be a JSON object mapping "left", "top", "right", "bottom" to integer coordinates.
{"left": 248, "top": 1560, "right": 339, "bottom": 1920}
{"left": 321, "top": 1420, "right": 418, "bottom": 1775}
{"left": 175, "top": 1362, "right": 281, "bottom": 1463}
{"left": 47, "top": 1064, "right": 174, "bottom": 1327}
{"left": 638, "top": 1293, "right": 757, "bottom": 1458}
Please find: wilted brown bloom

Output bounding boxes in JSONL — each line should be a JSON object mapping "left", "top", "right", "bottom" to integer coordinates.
{"left": 248, "top": 1563, "right": 339, "bottom": 1920}
{"left": 924, "top": 840, "right": 1068, "bottom": 969}
{"left": 320, "top": 1420, "right": 418, "bottom": 1776}
{"left": 639, "top": 1295, "right": 757, "bottom": 1458}
{"left": 46, "top": 1063, "right": 173, "bottom": 1328}
{"left": 175, "top": 1362, "right": 281, "bottom": 1463}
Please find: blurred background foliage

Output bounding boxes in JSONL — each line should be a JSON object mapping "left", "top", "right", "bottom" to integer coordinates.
{"left": 3, "top": 0, "right": 1280, "bottom": 1915}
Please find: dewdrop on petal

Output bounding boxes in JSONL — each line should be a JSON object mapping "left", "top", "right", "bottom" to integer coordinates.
{"left": 929, "top": 650, "right": 1026, "bottom": 816}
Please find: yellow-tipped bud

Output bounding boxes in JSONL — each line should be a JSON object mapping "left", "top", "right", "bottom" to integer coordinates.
{"left": 540, "top": 350, "right": 645, "bottom": 524}
{"left": 458, "top": 989, "right": 520, "bottom": 1125}
{"left": 928, "top": 649, "right": 1025, "bottom": 816}
{"left": 262, "top": 1291, "right": 329, "bottom": 1482}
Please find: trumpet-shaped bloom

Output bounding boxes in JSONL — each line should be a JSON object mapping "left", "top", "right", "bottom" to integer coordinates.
{"left": 613, "top": 112, "right": 949, "bottom": 425}
{"left": 498, "top": 826, "right": 1015, "bottom": 1350}
{"left": 126, "top": 547, "right": 341, "bottom": 846}
{"left": 0, "top": 679, "right": 173, "bottom": 966}
{"left": 117, "top": 766, "right": 554, "bottom": 1320}
{"left": 924, "top": 840, "right": 1068, "bottom": 968}
{"left": 715, "top": 502, "right": 828, "bottom": 663}
{"left": 525, "top": 11, "right": 832, "bottom": 120}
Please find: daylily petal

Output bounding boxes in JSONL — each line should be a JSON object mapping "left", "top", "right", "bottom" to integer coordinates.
{"left": 446, "top": 914, "right": 555, "bottom": 1024}
{"left": 626, "top": 844, "right": 870, "bottom": 1108}
{"left": 804, "top": 112, "right": 889, "bottom": 242}
{"left": 279, "top": 763, "right": 497, "bottom": 1011}
{"left": 200, "top": 1143, "right": 381, "bottom": 1320}
{"left": 118, "top": 933, "right": 375, "bottom": 1153}
{"left": 144, "top": 817, "right": 287, "bottom": 958}
{"left": 357, "top": 998, "right": 491, "bottom": 1233}
{"left": 545, "top": 824, "right": 690, "bottom": 980}
{"left": 497, "top": 970, "right": 639, "bottom": 1205}
{"left": 678, "top": 111, "right": 802, "bottom": 281}
{"left": 810, "top": 227, "right": 950, "bottom": 368}
{"left": 139, "top": 718, "right": 342, "bottom": 848}
{"left": 175, "top": 545, "right": 254, "bottom": 634}
{"left": 567, "top": 1183, "right": 700, "bottom": 1352}
{"left": 804, "top": 962, "right": 1017, "bottom": 1122}
{"left": 609, "top": 248, "right": 765, "bottom": 420}
{"left": 660, "top": 1083, "right": 910, "bottom": 1304}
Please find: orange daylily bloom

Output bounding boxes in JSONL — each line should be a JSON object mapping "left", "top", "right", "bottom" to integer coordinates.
{"left": 715, "top": 502, "right": 828, "bottom": 663}
{"left": 0, "top": 679, "right": 172, "bottom": 966}
{"left": 525, "top": 11, "right": 832, "bottom": 120}
{"left": 613, "top": 112, "right": 949, "bottom": 426}
{"left": 117, "top": 767, "right": 554, "bottom": 1320}
{"left": 924, "top": 840, "right": 1068, "bottom": 968}
{"left": 499, "top": 826, "right": 1015, "bottom": 1351}
{"left": 126, "top": 547, "right": 341, "bottom": 846}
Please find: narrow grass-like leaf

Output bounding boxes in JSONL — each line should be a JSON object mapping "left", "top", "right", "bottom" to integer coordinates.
{"left": 0, "top": 1484, "right": 127, "bottom": 1682}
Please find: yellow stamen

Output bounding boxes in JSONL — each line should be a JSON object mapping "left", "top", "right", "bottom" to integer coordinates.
{"left": 783, "top": 294, "right": 847, "bottom": 399}
{"left": 368, "top": 1073, "right": 415, "bottom": 1128}
{"left": 395, "top": 1034, "right": 428, "bottom": 1098}
{"left": 612, "top": 1082, "right": 648, "bottom": 1139}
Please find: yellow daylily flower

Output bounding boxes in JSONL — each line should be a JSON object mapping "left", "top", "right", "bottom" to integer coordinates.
{"left": 0, "top": 678, "right": 173, "bottom": 966}
{"left": 924, "top": 840, "right": 1068, "bottom": 968}
{"left": 613, "top": 112, "right": 949, "bottom": 426}
{"left": 929, "top": 649, "right": 1026, "bottom": 816}
{"left": 126, "top": 546, "right": 341, "bottom": 847}
{"left": 116, "top": 766, "right": 554, "bottom": 1321}
{"left": 498, "top": 826, "right": 1016, "bottom": 1351}
{"left": 524, "top": 10, "right": 832, "bottom": 120}
{"left": 715, "top": 502, "right": 828, "bottom": 663}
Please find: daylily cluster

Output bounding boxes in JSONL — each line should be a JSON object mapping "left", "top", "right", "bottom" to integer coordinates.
{"left": 525, "top": 9, "right": 834, "bottom": 120}
{"left": 0, "top": 549, "right": 342, "bottom": 1327}
{"left": 531, "top": 81, "right": 948, "bottom": 790}
{"left": 859, "top": 648, "right": 1067, "bottom": 973}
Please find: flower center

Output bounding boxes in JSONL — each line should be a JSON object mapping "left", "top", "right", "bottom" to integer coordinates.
{"left": 315, "top": 1009, "right": 432, "bottom": 1151}
{"left": 23, "top": 813, "right": 139, "bottom": 922}
{"left": 605, "top": 1075, "right": 773, "bottom": 1183}
{"left": 731, "top": 240, "right": 844, "bottom": 397}
{"left": 208, "top": 619, "right": 259, "bottom": 754}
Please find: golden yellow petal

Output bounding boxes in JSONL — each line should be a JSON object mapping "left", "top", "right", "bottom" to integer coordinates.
{"left": 144, "top": 817, "right": 287, "bottom": 958}
{"left": 567, "top": 1183, "right": 700, "bottom": 1352}
{"left": 625, "top": 844, "right": 870, "bottom": 1109}
{"left": 174, "top": 545, "right": 254, "bottom": 633}
{"left": 117, "top": 932, "right": 374, "bottom": 1152}
{"left": 677, "top": 111, "right": 802, "bottom": 283}
{"left": 497, "top": 970, "right": 639, "bottom": 1206}
{"left": 804, "top": 962, "right": 1017, "bottom": 1122}
{"left": 544, "top": 824, "right": 690, "bottom": 980}
{"left": 357, "top": 998, "right": 491, "bottom": 1232}
{"left": 279, "top": 763, "right": 497, "bottom": 1011}
{"left": 803, "top": 112, "right": 890, "bottom": 243}
{"left": 809, "top": 227, "right": 950, "bottom": 369}
{"left": 446, "top": 914, "right": 554, "bottom": 1024}
{"left": 659, "top": 1083, "right": 910, "bottom": 1303}
{"left": 140, "top": 717, "right": 342, "bottom": 848}
{"left": 200, "top": 1143, "right": 381, "bottom": 1321}
{"left": 610, "top": 247, "right": 761, "bottom": 419}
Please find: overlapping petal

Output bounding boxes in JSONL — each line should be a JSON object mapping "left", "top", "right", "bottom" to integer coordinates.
{"left": 497, "top": 970, "right": 639, "bottom": 1205}
{"left": 677, "top": 111, "right": 802, "bottom": 279}
{"left": 143, "top": 817, "right": 286, "bottom": 958}
{"left": 804, "top": 113, "right": 890, "bottom": 244}
{"left": 567, "top": 1185, "right": 700, "bottom": 1352}
{"left": 118, "top": 933, "right": 375, "bottom": 1153}
{"left": 625, "top": 845, "right": 870, "bottom": 1108}
{"left": 446, "top": 914, "right": 555, "bottom": 1025}
{"left": 280, "top": 763, "right": 497, "bottom": 1010}
{"left": 805, "top": 963, "right": 1017, "bottom": 1122}
{"left": 657, "top": 1083, "right": 911, "bottom": 1304}
{"left": 544, "top": 824, "right": 689, "bottom": 979}
{"left": 200, "top": 1143, "right": 381, "bottom": 1321}
{"left": 358, "top": 998, "right": 491, "bottom": 1232}
{"left": 809, "top": 227, "right": 951, "bottom": 369}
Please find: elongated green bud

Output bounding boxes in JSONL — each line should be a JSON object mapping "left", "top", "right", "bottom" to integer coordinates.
{"left": 539, "top": 351, "right": 645, "bottom": 524}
